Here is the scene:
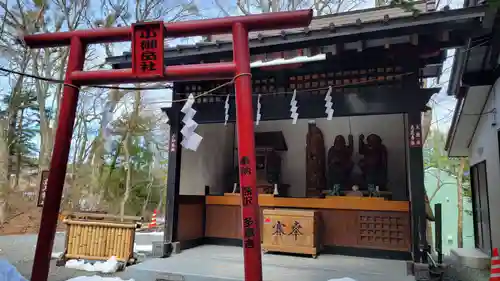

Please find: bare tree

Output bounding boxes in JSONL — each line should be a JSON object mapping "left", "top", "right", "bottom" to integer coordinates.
{"left": 0, "top": 0, "right": 188, "bottom": 221}
{"left": 0, "top": 0, "right": 92, "bottom": 221}
{"left": 217, "top": 0, "right": 367, "bottom": 16}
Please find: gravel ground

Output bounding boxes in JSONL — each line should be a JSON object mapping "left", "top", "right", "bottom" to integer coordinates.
{"left": 3, "top": 233, "right": 489, "bottom": 281}
{"left": 12, "top": 260, "right": 115, "bottom": 281}
{"left": 0, "top": 233, "right": 66, "bottom": 264}
{"left": 438, "top": 256, "right": 489, "bottom": 281}
{"left": 0, "top": 232, "right": 162, "bottom": 281}
{"left": 442, "top": 264, "right": 489, "bottom": 281}
{"left": 11, "top": 258, "right": 486, "bottom": 281}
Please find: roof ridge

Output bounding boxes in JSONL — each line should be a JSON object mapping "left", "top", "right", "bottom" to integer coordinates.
{"left": 312, "top": 1, "right": 427, "bottom": 20}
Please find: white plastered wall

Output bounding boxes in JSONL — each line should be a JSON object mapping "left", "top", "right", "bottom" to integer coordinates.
{"left": 179, "top": 114, "right": 407, "bottom": 199}
{"left": 246, "top": 115, "right": 407, "bottom": 199}
{"left": 179, "top": 123, "right": 235, "bottom": 195}
{"left": 468, "top": 79, "right": 500, "bottom": 251}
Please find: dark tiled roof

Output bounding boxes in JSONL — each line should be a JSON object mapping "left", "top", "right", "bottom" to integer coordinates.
{"left": 208, "top": 2, "right": 429, "bottom": 42}
{"left": 106, "top": 5, "right": 488, "bottom": 69}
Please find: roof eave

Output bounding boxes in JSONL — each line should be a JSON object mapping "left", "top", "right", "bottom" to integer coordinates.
{"left": 444, "top": 87, "right": 467, "bottom": 152}
{"left": 106, "top": 6, "right": 489, "bottom": 68}
{"left": 446, "top": 43, "right": 469, "bottom": 96}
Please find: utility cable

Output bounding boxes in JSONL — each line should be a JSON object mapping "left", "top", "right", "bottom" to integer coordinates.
{"left": 0, "top": 38, "right": 490, "bottom": 100}
{"left": 0, "top": 66, "right": 173, "bottom": 90}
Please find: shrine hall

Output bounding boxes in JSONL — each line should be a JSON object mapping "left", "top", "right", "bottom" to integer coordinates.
{"left": 106, "top": 2, "right": 493, "bottom": 281}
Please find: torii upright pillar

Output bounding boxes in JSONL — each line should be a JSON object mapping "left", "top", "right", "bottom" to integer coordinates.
{"left": 22, "top": 11, "right": 312, "bottom": 281}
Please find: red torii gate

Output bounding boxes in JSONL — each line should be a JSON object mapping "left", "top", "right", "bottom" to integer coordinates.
{"left": 23, "top": 10, "right": 313, "bottom": 281}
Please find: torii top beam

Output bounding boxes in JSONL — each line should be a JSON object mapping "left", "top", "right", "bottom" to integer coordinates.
{"left": 23, "top": 10, "right": 313, "bottom": 48}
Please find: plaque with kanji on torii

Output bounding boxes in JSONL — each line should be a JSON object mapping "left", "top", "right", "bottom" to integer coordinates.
{"left": 131, "top": 21, "right": 165, "bottom": 78}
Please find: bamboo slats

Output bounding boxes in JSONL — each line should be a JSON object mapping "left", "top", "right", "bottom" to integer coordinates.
{"left": 62, "top": 213, "right": 143, "bottom": 263}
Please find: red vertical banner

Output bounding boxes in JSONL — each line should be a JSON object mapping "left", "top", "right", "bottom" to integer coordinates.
{"left": 132, "top": 22, "right": 165, "bottom": 78}
{"left": 37, "top": 170, "right": 50, "bottom": 207}
{"left": 409, "top": 124, "right": 422, "bottom": 148}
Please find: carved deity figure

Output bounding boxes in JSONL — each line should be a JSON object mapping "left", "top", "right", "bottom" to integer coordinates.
{"left": 326, "top": 135, "right": 354, "bottom": 195}
{"left": 359, "top": 134, "right": 388, "bottom": 195}
{"left": 306, "top": 122, "right": 326, "bottom": 196}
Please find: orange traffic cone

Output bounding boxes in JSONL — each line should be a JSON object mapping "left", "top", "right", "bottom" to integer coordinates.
{"left": 490, "top": 248, "right": 500, "bottom": 281}
{"left": 149, "top": 209, "right": 157, "bottom": 228}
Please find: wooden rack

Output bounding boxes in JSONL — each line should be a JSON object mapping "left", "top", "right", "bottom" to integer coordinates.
{"left": 60, "top": 212, "right": 143, "bottom": 265}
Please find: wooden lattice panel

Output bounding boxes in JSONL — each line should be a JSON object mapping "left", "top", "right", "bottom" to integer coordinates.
{"left": 357, "top": 211, "right": 410, "bottom": 251}
{"left": 287, "top": 66, "right": 405, "bottom": 95}
{"left": 175, "top": 64, "right": 409, "bottom": 102}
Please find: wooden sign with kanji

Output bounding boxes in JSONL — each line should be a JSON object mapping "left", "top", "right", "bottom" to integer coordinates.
{"left": 409, "top": 124, "right": 422, "bottom": 148}
{"left": 37, "top": 170, "right": 49, "bottom": 207}
{"left": 131, "top": 21, "right": 165, "bottom": 78}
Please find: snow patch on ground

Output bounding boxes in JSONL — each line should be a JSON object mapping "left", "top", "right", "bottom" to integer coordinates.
{"left": 135, "top": 231, "right": 163, "bottom": 236}
{"left": 327, "top": 278, "right": 358, "bottom": 281}
{"left": 66, "top": 276, "right": 134, "bottom": 281}
{"left": 65, "top": 256, "right": 120, "bottom": 273}
{"left": 51, "top": 251, "right": 63, "bottom": 259}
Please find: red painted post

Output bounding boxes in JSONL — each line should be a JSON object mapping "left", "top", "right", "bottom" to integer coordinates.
{"left": 232, "top": 22, "right": 263, "bottom": 281}
{"left": 31, "top": 37, "right": 86, "bottom": 281}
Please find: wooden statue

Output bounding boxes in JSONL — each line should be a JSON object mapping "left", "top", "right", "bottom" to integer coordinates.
{"left": 326, "top": 135, "right": 354, "bottom": 195}
{"left": 306, "top": 122, "right": 326, "bottom": 197}
{"left": 359, "top": 134, "right": 388, "bottom": 195}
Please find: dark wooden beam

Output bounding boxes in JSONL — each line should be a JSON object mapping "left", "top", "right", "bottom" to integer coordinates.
{"left": 184, "top": 87, "right": 437, "bottom": 124}
{"left": 435, "top": 203, "right": 443, "bottom": 264}
{"left": 175, "top": 55, "right": 418, "bottom": 98}
{"left": 109, "top": 39, "right": 456, "bottom": 70}
{"left": 489, "top": 28, "right": 500, "bottom": 69}
{"left": 462, "top": 68, "right": 500, "bottom": 86}
{"left": 407, "top": 110, "right": 428, "bottom": 264}
{"left": 162, "top": 101, "right": 182, "bottom": 257}
{"left": 171, "top": 50, "right": 436, "bottom": 122}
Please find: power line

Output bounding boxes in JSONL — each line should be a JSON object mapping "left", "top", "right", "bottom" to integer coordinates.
{"left": 462, "top": 109, "right": 496, "bottom": 116}
{"left": 428, "top": 108, "right": 493, "bottom": 127}
{"left": 431, "top": 111, "right": 453, "bottom": 125}
{"left": 0, "top": 38, "right": 489, "bottom": 100}
{"left": 0, "top": 66, "right": 173, "bottom": 90}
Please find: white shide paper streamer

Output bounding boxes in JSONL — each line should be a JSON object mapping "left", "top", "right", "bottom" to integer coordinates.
{"left": 255, "top": 94, "right": 262, "bottom": 125}
{"left": 290, "top": 89, "right": 298, "bottom": 124}
{"left": 224, "top": 94, "right": 230, "bottom": 126}
{"left": 324, "top": 86, "right": 334, "bottom": 120}
{"left": 180, "top": 94, "right": 202, "bottom": 151}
